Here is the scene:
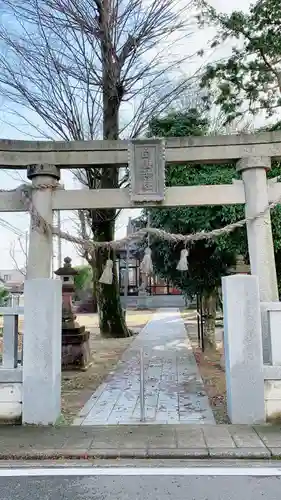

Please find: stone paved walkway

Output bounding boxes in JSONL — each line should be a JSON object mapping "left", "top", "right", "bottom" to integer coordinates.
{"left": 74, "top": 309, "right": 215, "bottom": 425}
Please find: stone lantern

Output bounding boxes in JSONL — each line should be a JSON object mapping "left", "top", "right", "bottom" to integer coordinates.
{"left": 229, "top": 254, "right": 250, "bottom": 275}
{"left": 55, "top": 257, "right": 91, "bottom": 370}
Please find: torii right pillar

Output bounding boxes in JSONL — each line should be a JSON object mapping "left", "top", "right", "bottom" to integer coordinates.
{"left": 237, "top": 156, "right": 278, "bottom": 302}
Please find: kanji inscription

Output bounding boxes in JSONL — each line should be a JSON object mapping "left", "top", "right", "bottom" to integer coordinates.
{"left": 128, "top": 139, "right": 165, "bottom": 202}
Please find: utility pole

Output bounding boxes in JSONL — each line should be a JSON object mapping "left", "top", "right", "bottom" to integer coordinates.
{"left": 147, "top": 212, "right": 151, "bottom": 247}
{"left": 57, "top": 210, "right": 62, "bottom": 268}
{"left": 25, "top": 230, "right": 28, "bottom": 275}
{"left": 147, "top": 213, "right": 151, "bottom": 294}
{"left": 123, "top": 218, "right": 132, "bottom": 313}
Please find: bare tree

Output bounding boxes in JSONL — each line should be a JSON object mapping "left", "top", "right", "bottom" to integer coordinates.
{"left": 9, "top": 237, "right": 27, "bottom": 277}
{"left": 0, "top": 0, "right": 199, "bottom": 337}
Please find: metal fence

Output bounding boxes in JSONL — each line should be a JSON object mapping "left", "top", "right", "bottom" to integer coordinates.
{"left": 0, "top": 307, "right": 23, "bottom": 383}
{"left": 5, "top": 294, "right": 22, "bottom": 308}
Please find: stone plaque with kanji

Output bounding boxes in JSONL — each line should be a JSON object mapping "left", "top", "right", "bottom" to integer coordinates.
{"left": 128, "top": 138, "right": 165, "bottom": 202}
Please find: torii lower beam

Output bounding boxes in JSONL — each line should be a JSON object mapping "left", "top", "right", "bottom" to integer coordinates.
{"left": 0, "top": 184, "right": 245, "bottom": 212}
{"left": 1, "top": 182, "right": 281, "bottom": 212}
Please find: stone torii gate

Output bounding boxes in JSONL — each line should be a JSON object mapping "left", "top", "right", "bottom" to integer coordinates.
{"left": 0, "top": 131, "right": 281, "bottom": 424}
{"left": 0, "top": 133, "right": 279, "bottom": 301}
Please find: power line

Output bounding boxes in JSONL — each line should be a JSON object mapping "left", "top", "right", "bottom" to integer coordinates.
{"left": 0, "top": 218, "right": 26, "bottom": 237}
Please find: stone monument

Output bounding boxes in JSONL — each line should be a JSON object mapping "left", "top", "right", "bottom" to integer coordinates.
{"left": 54, "top": 257, "right": 91, "bottom": 371}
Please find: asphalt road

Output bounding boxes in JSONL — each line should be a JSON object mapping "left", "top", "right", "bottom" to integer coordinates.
{"left": 1, "top": 467, "right": 281, "bottom": 500}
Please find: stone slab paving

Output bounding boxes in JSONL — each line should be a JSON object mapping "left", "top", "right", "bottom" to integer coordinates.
{"left": 0, "top": 425, "right": 280, "bottom": 459}
{"left": 74, "top": 308, "right": 215, "bottom": 425}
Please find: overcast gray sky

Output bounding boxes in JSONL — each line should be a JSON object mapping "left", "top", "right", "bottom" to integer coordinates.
{"left": 211, "top": 0, "right": 252, "bottom": 11}
{"left": 0, "top": 0, "right": 254, "bottom": 271}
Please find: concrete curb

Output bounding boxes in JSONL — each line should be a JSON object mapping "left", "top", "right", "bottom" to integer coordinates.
{"left": 0, "top": 448, "right": 276, "bottom": 460}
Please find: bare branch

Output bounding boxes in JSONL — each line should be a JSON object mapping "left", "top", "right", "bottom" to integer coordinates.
{"left": 9, "top": 238, "right": 27, "bottom": 277}
{"left": 0, "top": 0, "right": 199, "bottom": 246}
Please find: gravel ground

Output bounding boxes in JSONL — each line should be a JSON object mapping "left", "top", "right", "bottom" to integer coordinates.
{"left": 182, "top": 310, "right": 229, "bottom": 424}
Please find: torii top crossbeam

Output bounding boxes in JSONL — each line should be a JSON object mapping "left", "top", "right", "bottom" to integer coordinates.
{"left": 0, "top": 130, "right": 281, "bottom": 168}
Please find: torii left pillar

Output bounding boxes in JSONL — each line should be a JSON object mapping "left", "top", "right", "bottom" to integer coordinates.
{"left": 26, "top": 163, "right": 60, "bottom": 279}
{"left": 23, "top": 164, "right": 62, "bottom": 425}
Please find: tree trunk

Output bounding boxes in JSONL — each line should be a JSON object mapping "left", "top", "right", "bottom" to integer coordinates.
{"left": 95, "top": 219, "right": 131, "bottom": 337}
{"left": 93, "top": 2, "right": 131, "bottom": 338}
{"left": 202, "top": 290, "right": 217, "bottom": 346}
{"left": 94, "top": 165, "right": 130, "bottom": 336}
{"left": 89, "top": 261, "right": 98, "bottom": 314}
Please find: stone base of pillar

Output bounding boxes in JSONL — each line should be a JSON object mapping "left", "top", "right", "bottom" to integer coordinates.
{"left": 137, "top": 290, "right": 149, "bottom": 309}
{"left": 23, "top": 279, "right": 62, "bottom": 425}
{"left": 222, "top": 274, "right": 265, "bottom": 424}
{"left": 61, "top": 326, "right": 91, "bottom": 371}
